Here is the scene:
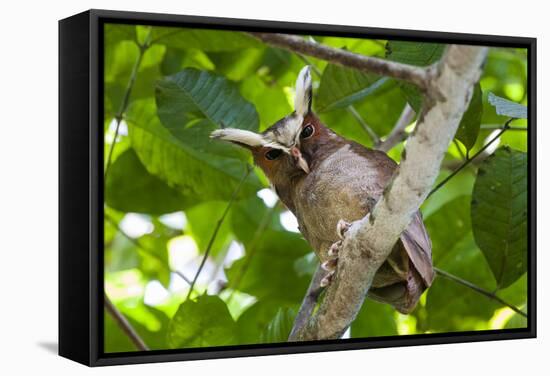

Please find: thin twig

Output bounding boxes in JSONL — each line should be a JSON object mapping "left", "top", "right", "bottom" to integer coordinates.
{"left": 481, "top": 124, "right": 526, "bottom": 131}
{"left": 377, "top": 103, "right": 416, "bottom": 152}
{"left": 185, "top": 166, "right": 253, "bottom": 300}
{"left": 298, "top": 55, "right": 380, "bottom": 144}
{"left": 104, "top": 214, "right": 192, "bottom": 285}
{"left": 434, "top": 268, "right": 527, "bottom": 317}
{"left": 427, "top": 119, "right": 512, "bottom": 198}
{"left": 104, "top": 294, "right": 149, "bottom": 351}
{"left": 104, "top": 29, "right": 152, "bottom": 179}
{"left": 251, "top": 33, "right": 431, "bottom": 90}
{"left": 348, "top": 106, "right": 380, "bottom": 144}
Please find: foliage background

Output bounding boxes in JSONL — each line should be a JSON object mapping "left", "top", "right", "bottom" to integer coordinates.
{"left": 103, "top": 23, "right": 528, "bottom": 352}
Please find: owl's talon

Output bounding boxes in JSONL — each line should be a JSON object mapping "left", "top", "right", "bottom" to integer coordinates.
{"left": 320, "top": 272, "right": 334, "bottom": 287}
{"left": 321, "top": 258, "right": 338, "bottom": 272}
{"left": 328, "top": 241, "right": 341, "bottom": 257}
{"left": 336, "top": 219, "right": 351, "bottom": 239}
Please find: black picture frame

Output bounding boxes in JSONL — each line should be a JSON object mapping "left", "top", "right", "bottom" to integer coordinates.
{"left": 59, "top": 8, "right": 537, "bottom": 367}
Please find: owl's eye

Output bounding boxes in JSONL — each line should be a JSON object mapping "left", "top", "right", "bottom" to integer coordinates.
{"left": 265, "top": 148, "right": 283, "bottom": 160}
{"left": 300, "top": 124, "right": 314, "bottom": 139}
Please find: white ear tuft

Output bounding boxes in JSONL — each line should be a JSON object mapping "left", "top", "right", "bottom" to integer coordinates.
{"left": 294, "top": 65, "right": 312, "bottom": 117}
{"left": 210, "top": 128, "right": 266, "bottom": 148}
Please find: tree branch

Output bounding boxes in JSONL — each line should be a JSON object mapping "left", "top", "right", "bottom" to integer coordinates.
{"left": 289, "top": 265, "right": 326, "bottom": 341}
{"left": 250, "top": 33, "right": 432, "bottom": 90}
{"left": 104, "top": 294, "right": 149, "bottom": 351}
{"left": 377, "top": 103, "right": 416, "bottom": 152}
{"left": 290, "top": 45, "right": 489, "bottom": 341}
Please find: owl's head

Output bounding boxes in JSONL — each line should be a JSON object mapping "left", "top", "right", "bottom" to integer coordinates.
{"left": 211, "top": 66, "right": 335, "bottom": 185}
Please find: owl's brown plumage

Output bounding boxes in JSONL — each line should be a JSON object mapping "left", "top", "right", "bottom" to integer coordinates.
{"left": 211, "top": 66, "right": 434, "bottom": 314}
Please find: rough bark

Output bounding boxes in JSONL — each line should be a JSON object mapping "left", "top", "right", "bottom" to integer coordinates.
{"left": 249, "top": 33, "right": 431, "bottom": 90}
{"left": 290, "top": 45, "right": 489, "bottom": 341}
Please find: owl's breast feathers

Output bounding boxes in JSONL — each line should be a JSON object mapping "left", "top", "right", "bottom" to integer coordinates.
{"left": 288, "top": 140, "right": 434, "bottom": 313}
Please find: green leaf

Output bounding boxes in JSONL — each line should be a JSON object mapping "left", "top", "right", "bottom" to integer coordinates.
{"left": 239, "top": 75, "right": 292, "bottom": 131}
{"left": 106, "top": 149, "right": 191, "bottom": 214}
{"left": 423, "top": 234, "right": 500, "bottom": 332}
{"left": 225, "top": 230, "right": 311, "bottom": 303}
{"left": 168, "top": 295, "right": 237, "bottom": 348}
{"left": 105, "top": 302, "right": 171, "bottom": 352}
{"left": 471, "top": 146, "right": 528, "bottom": 289}
{"left": 126, "top": 99, "right": 261, "bottom": 201}
{"left": 316, "top": 63, "right": 387, "bottom": 112}
{"left": 105, "top": 43, "right": 166, "bottom": 117}
{"left": 455, "top": 83, "right": 483, "bottom": 150}
{"left": 385, "top": 41, "right": 445, "bottom": 111}
{"left": 504, "top": 310, "right": 528, "bottom": 329}
{"left": 208, "top": 48, "right": 266, "bottom": 81}
{"left": 236, "top": 300, "right": 290, "bottom": 344}
{"left": 488, "top": 92, "right": 528, "bottom": 119}
{"left": 261, "top": 308, "right": 296, "bottom": 343}
{"left": 160, "top": 48, "right": 215, "bottom": 76}
{"left": 152, "top": 27, "right": 261, "bottom": 51}
{"left": 230, "top": 196, "right": 281, "bottom": 246}
{"left": 318, "top": 80, "right": 407, "bottom": 146}
{"left": 156, "top": 68, "right": 259, "bottom": 132}
{"left": 314, "top": 37, "right": 386, "bottom": 56}
{"left": 104, "top": 24, "right": 136, "bottom": 48}
{"left": 351, "top": 299, "right": 398, "bottom": 338}
{"left": 138, "top": 220, "right": 176, "bottom": 288}
{"left": 186, "top": 201, "right": 233, "bottom": 257}
{"left": 425, "top": 195, "right": 472, "bottom": 261}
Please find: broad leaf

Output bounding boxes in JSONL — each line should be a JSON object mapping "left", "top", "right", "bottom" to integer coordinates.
{"left": 425, "top": 195, "right": 472, "bottom": 261}
{"left": 319, "top": 80, "right": 407, "bottom": 146}
{"left": 152, "top": 27, "right": 261, "bottom": 51}
{"left": 386, "top": 41, "right": 483, "bottom": 150}
{"left": 351, "top": 299, "right": 398, "bottom": 338}
{"left": 385, "top": 41, "right": 445, "bottom": 111}
{"left": 168, "top": 295, "right": 237, "bottom": 348}
{"left": 471, "top": 146, "right": 528, "bottom": 289}
{"left": 230, "top": 196, "right": 281, "bottom": 245}
{"left": 126, "top": 99, "right": 261, "bottom": 201}
{"left": 423, "top": 234, "right": 500, "bottom": 332}
{"left": 316, "top": 63, "right": 387, "bottom": 112}
{"left": 240, "top": 75, "right": 292, "bottom": 131}
{"left": 105, "top": 42, "right": 166, "bottom": 118}
{"left": 105, "top": 149, "right": 191, "bottom": 214}
{"left": 488, "top": 92, "right": 528, "bottom": 119}
{"left": 236, "top": 300, "right": 292, "bottom": 344}
{"left": 208, "top": 48, "right": 266, "bottom": 81}
{"left": 261, "top": 308, "right": 296, "bottom": 343}
{"left": 455, "top": 83, "right": 483, "bottom": 150}
{"left": 186, "top": 201, "right": 233, "bottom": 257}
{"left": 105, "top": 302, "right": 171, "bottom": 352}
{"left": 104, "top": 24, "right": 136, "bottom": 48}
{"left": 225, "top": 230, "right": 311, "bottom": 303}
{"left": 138, "top": 219, "right": 177, "bottom": 288}
{"left": 156, "top": 68, "right": 259, "bottom": 133}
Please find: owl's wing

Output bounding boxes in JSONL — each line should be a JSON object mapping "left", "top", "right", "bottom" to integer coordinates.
{"left": 400, "top": 211, "right": 435, "bottom": 287}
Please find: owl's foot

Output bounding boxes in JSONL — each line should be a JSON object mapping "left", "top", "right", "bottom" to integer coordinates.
{"left": 336, "top": 219, "right": 351, "bottom": 239}
{"left": 320, "top": 220, "right": 351, "bottom": 287}
{"left": 320, "top": 272, "right": 333, "bottom": 287}
{"left": 320, "top": 252, "right": 338, "bottom": 286}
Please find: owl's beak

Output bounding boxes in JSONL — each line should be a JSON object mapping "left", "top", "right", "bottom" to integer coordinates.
{"left": 290, "top": 146, "right": 310, "bottom": 174}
